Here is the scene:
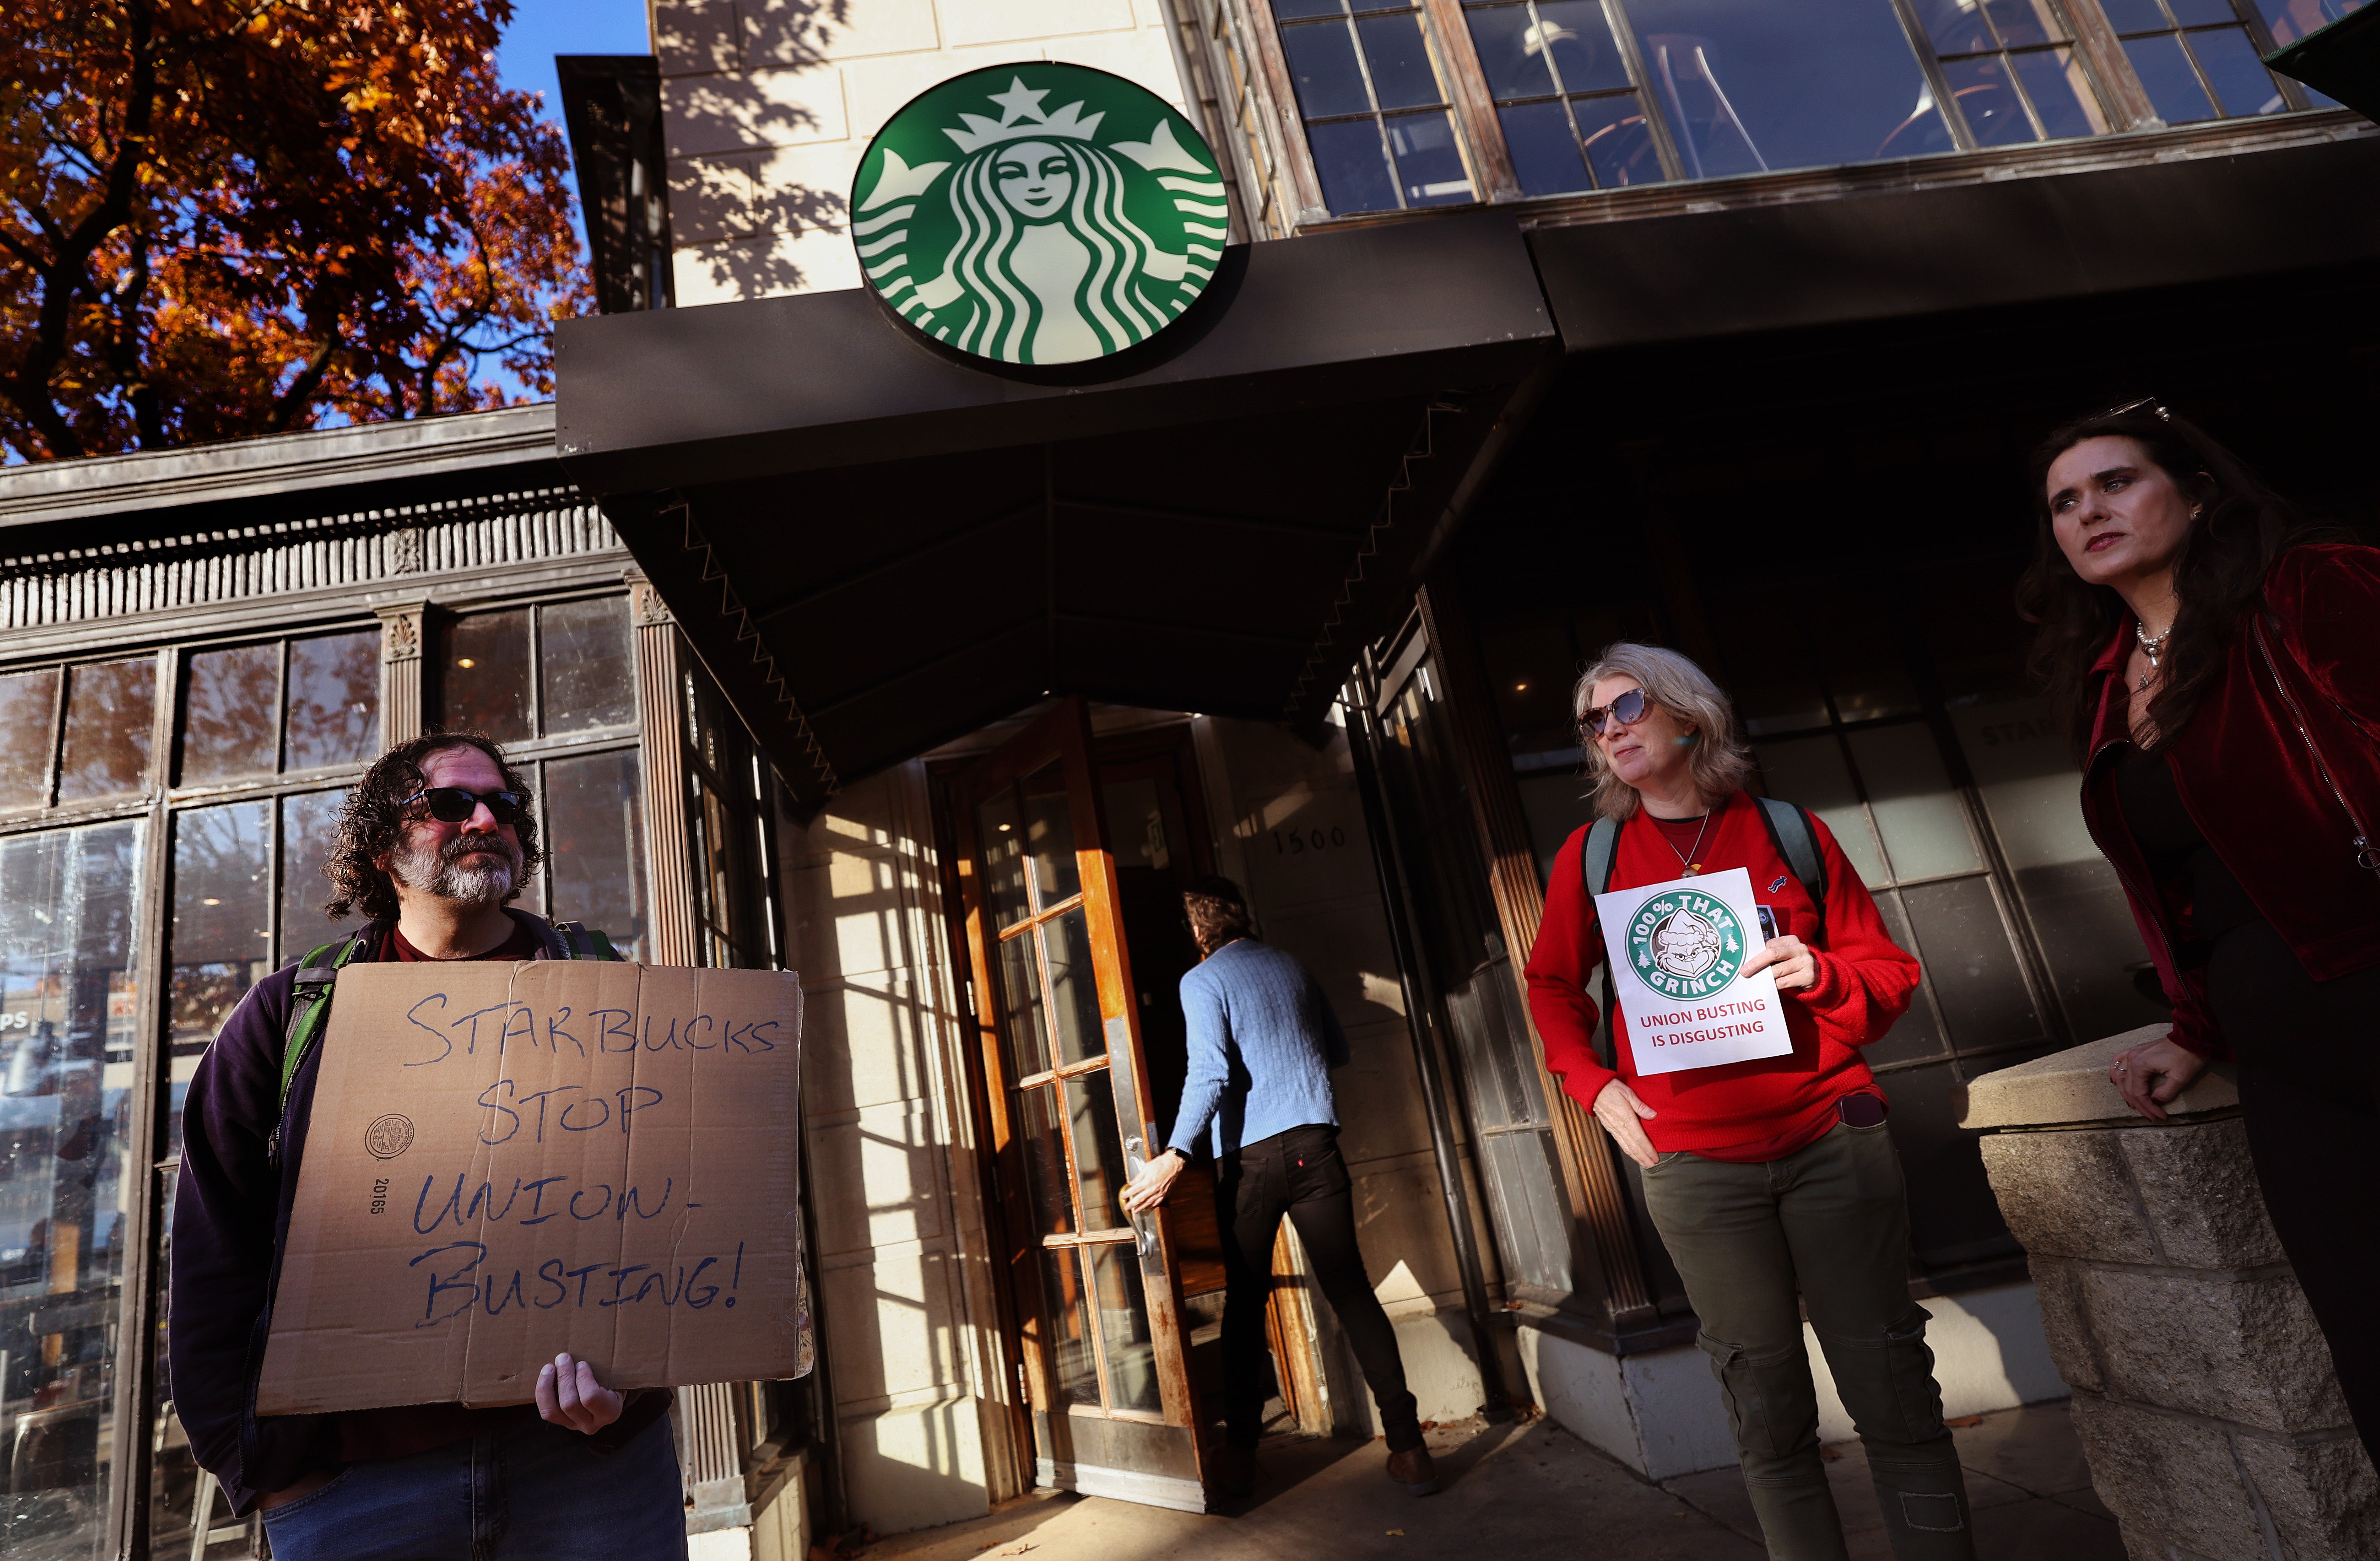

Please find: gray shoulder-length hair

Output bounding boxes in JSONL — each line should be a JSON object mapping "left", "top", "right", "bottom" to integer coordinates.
{"left": 1574, "top": 642, "right": 1757, "bottom": 820}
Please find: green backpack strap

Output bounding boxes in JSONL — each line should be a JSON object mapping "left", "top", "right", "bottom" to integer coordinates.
{"left": 554, "top": 921, "right": 625, "bottom": 962}
{"left": 269, "top": 931, "right": 367, "bottom": 1164}
{"left": 1580, "top": 818, "right": 1622, "bottom": 1072}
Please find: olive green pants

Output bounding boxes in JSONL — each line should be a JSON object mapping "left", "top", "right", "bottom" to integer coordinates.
{"left": 1639, "top": 1120, "right": 1975, "bottom": 1561}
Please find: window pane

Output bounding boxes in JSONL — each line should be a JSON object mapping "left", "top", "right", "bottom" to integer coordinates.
{"left": 170, "top": 801, "right": 272, "bottom": 1159}
{"left": 280, "top": 789, "right": 350, "bottom": 966}
{"left": 2166, "top": 0, "right": 2238, "bottom": 22}
{"left": 57, "top": 658, "right": 155, "bottom": 803}
{"left": 1087, "top": 1240, "right": 1163, "bottom": 1412}
{"left": 1357, "top": 11, "right": 1445, "bottom": 109}
{"left": 2247, "top": 0, "right": 2362, "bottom": 50}
{"left": 0, "top": 820, "right": 142, "bottom": 1556}
{"left": 1627, "top": 0, "right": 1938, "bottom": 177}
{"left": 1501, "top": 100, "right": 1596, "bottom": 194}
{"left": 1272, "top": 0, "right": 1345, "bottom": 17}
{"left": 539, "top": 598, "right": 636, "bottom": 733}
{"left": 2099, "top": 0, "right": 2171, "bottom": 29}
{"left": 544, "top": 749, "right": 649, "bottom": 963}
{"left": 1019, "top": 761, "right": 1082, "bottom": 910}
{"left": 1914, "top": 0, "right": 1998, "bottom": 54}
{"left": 2123, "top": 32, "right": 2220, "bottom": 120}
{"left": 0, "top": 667, "right": 57, "bottom": 809}
{"left": 2186, "top": 26, "right": 2287, "bottom": 113}
{"left": 1944, "top": 55, "right": 2040, "bottom": 143}
{"left": 284, "top": 631, "right": 380, "bottom": 772}
{"left": 1040, "top": 1245, "right": 1101, "bottom": 1405}
{"left": 998, "top": 929, "right": 1053, "bottom": 1080}
{"left": 1844, "top": 724, "right": 1982, "bottom": 881}
{"left": 1308, "top": 118, "right": 1401, "bottom": 212}
{"left": 979, "top": 784, "right": 1033, "bottom": 931}
{"left": 1067, "top": 1068, "right": 1132, "bottom": 1232}
{"left": 1386, "top": 110, "right": 1474, "bottom": 204}
{"left": 1281, "top": 20, "right": 1375, "bottom": 117}
{"left": 181, "top": 643, "right": 280, "bottom": 786}
{"left": 1468, "top": 4, "right": 1559, "bottom": 97}
{"left": 1014, "top": 1084, "right": 1075, "bottom": 1236}
{"left": 1042, "top": 908, "right": 1106, "bottom": 1069}
{"left": 1982, "top": 0, "right": 2068, "bottom": 45}
{"left": 436, "top": 609, "right": 532, "bottom": 742}
{"left": 1575, "top": 93, "right": 1668, "bottom": 186}
{"left": 1540, "top": 0, "right": 1634, "bottom": 90}
{"left": 2011, "top": 46, "right": 2113, "bottom": 137}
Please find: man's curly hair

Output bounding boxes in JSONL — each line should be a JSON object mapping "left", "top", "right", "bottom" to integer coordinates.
{"left": 322, "top": 733, "right": 542, "bottom": 922}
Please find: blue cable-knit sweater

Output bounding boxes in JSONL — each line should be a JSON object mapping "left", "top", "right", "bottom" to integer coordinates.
{"left": 1166, "top": 937, "right": 1348, "bottom": 1157}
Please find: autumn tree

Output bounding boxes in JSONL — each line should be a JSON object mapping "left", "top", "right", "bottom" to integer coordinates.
{"left": 0, "top": 0, "right": 592, "bottom": 462}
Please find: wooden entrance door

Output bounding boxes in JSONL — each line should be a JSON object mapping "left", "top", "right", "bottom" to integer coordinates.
{"left": 952, "top": 699, "right": 1206, "bottom": 1510}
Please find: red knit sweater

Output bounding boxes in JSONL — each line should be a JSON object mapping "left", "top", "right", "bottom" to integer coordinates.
{"left": 1523, "top": 789, "right": 1921, "bottom": 1161}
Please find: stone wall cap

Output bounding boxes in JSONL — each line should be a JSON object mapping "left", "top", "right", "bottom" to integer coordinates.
{"left": 1956, "top": 1024, "right": 2240, "bottom": 1129}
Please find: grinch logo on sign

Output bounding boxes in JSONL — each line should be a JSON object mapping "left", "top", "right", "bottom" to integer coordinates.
{"left": 1627, "top": 890, "right": 1748, "bottom": 1001}
{"left": 852, "top": 64, "right": 1228, "bottom": 365}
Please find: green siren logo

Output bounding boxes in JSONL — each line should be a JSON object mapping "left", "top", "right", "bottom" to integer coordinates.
{"left": 852, "top": 64, "right": 1226, "bottom": 364}
{"left": 1625, "top": 890, "right": 1748, "bottom": 1001}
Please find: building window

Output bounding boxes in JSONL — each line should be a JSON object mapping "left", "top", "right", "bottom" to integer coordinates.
{"left": 433, "top": 596, "right": 636, "bottom": 745}
{"left": 1463, "top": 0, "right": 1669, "bottom": 193}
{"left": 1271, "top": 0, "right": 1477, "bottom": 213}
{"left": 1909, "top": 0, "right": 2116, "bottom": 146}
{"left": 2100, "top": 0, "right": 2293, "bottom": 121}
{"left": 682, "top": 659, "right": 782, "bottom": 972}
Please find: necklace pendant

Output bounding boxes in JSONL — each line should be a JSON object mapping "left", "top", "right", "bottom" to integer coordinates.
{"left": 1682, "top": 865, "right": 1701, "bottom": 876}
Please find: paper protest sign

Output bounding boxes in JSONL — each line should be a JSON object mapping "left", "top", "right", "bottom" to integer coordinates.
{"left": 1593, "top": 867, "right": 1793, "bottom": 1078}
{"left": 256, "top": 961, "right": 806, "bottom": 1415}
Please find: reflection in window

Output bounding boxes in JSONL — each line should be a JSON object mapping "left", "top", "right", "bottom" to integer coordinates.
{"left": 436, "top": 609, "right": 533, "bottom": 741}
{"left": 684, "top": 661, "right": 781, "bottom": 972}
{"left": 1273, "top": 0, "right": 1475, "bottom": 213}
{"left": 2247, "top": 0, "right": 2364, "bottom": 102}
{"left": 282, "top": 632, "right": 380, "bottom": 772}
{"left": 2101, "top": 0, "right": 2289, "bottom": 121}
{"left": 1909, "top": 0, "right": 2114, "bottom": 146}
{"left": 58, "top": 658, "right": 156, "bottom": 803}
{"left": 168, "top": 802, "right": 272, "bottom": 1158}
{"left": 540, "top": 598, "right": 637, "bottom": 733}
{"left": 544, "top": 750, "right": 650, "bottom": 962}
{"left": 181, "top": 643, "right": 281, "bottom": 786}
{"left": 1623, "top": 0, "right": 1949, "bottom": 175}
{"left": 0, "top": 820, "right": 142, "bottom": 1550}
{"left": 280, "top": 789, "right": 350, "bottom": 966}
{"left": 0, "top": 668, "right": 58, "bottom": 810}
{"left": 1465, "top": 0, "right": 1668, "bottom": 192}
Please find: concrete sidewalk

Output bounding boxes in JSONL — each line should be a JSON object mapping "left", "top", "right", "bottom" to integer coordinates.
{"left": 852, "top": 1402, "right": 2118, "bottom": 1561}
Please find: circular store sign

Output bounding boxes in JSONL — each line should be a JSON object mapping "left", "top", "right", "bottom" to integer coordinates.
{"left": 852, "top": 63, "right": 1228, "bottom": 365}
{"left": 1626, "top": 891, "right": 1747, "bottom": 1001}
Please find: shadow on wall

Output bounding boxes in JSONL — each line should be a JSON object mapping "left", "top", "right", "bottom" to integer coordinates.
{"left": 657, "top": 0, "right": 855, "bottom": 294}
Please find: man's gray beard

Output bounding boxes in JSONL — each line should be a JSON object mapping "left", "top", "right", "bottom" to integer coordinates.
{"left": 391, "top": 833, "right": 522, "bottom": 910}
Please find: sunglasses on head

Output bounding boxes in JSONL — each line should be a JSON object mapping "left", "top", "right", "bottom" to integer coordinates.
{"left": 1579, "top": 688, "right": 1651, "bottom": 736}
{"left": 403, "top": 787, "right": 528, "bottom": 826}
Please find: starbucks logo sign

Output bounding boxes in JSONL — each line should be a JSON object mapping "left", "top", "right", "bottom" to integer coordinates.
{"left": 852, "top": 64, "right": 1227, "bottom": 365}
{"left": 1625, "top": 890, "right": 1748, "bottom": 1001}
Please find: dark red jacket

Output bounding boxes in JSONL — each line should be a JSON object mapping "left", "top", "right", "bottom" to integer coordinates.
{"left": 1523, "top": 789, "right": 1920, "bottom": 1160}
{"left": 2079, "top": 544, "right": 2380, "bottom": 1057}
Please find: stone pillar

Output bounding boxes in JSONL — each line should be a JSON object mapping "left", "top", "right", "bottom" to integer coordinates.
{"left": 1961, "top": 1026, "right": 2379, "bottom": 1560}
{"left": 377, "top": 600, "right": 428, "bottom": 746}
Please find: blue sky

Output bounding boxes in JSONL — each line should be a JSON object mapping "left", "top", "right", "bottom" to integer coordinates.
{"left": 495, "top": 0, "right": 654, "bottom": 253}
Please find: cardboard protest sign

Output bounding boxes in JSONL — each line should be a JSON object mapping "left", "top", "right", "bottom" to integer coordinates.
{"left": 256, "top": 961, "right": 805, "bottom": 1415}
{"left": 1593, "top": 867, "right": 1793, "bottom": 1078}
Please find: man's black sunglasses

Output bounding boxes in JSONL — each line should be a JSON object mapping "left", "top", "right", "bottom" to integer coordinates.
{"left": 403, "top": 787, "right": 529, "bottom": 825}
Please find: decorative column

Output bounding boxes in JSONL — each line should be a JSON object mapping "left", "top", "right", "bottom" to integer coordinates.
{"left": 630, "top": 573, "right": 701, "bottom": 967}
{"left": 377, "top": 600, "right": 428, "bottom": 747}
{"left": 1964, "top": 1029, "right": 2379, "bottom": 1561}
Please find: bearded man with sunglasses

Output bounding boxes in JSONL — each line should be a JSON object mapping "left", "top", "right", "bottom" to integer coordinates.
{"left": 168, "top": 734, "right": 686, "bottom": 1561}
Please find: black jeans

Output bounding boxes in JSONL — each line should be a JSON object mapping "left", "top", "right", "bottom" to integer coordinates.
{"left": 1214, "top": 1123, "right": 1422, "bottom": 1452}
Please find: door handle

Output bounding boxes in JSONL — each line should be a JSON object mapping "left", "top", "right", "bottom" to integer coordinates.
{"left": 1123, "top": 1133, "right": 1158, "bottom": 1259}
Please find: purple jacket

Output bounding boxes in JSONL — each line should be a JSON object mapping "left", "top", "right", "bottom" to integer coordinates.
{"left": 168, "top": 912, "right": 661, "bottom": 1514}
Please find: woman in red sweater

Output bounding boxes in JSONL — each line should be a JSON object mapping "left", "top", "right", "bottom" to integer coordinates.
{"left": 1524, "top": 642, "right": 1969, "bottom": 1561}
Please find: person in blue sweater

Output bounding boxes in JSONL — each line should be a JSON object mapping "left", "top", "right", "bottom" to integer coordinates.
{"left": 1121, "top": 877, "right": 1436, "bottom": 1499}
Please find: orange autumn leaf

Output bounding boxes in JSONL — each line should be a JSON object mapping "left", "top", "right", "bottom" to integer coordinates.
{"left": 0, "top": 0, "right": 592, "bottom": 460}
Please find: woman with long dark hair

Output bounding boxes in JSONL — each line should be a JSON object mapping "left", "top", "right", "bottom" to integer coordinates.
{"left": 2018, "top": 400, "right": 2380, "bottom": 1457}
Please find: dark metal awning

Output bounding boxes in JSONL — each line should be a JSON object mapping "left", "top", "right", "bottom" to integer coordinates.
{"left": 556, "top": 212, "right": 1556, "bottom": 814}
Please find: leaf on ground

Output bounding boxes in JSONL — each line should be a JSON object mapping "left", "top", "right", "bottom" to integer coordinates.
{"left": 1945, "top": 1414, "right": 1985, "bottom": 1427}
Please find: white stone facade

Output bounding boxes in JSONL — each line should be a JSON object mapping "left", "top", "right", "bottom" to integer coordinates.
{"left": 652, "top": 0, "right": 1198, "bottom": 306}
